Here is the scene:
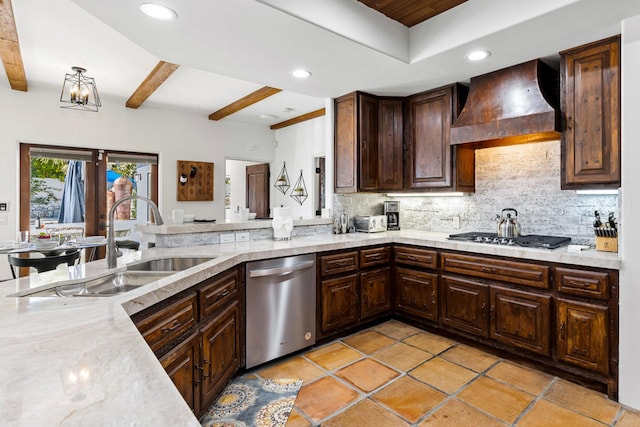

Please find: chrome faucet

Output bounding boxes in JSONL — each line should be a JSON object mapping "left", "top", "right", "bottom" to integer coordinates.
{"left": 107, "top": 195, "right": 164, "bottom": 269}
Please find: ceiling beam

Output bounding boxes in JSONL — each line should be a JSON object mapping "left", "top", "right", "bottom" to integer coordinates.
{"left": 209, "top": 86, "right": 282, "bottom": 121}
{"left": 270, "top": 108, "right": 326, "bottom": 130}
{"left": 0, "top": 0, "right": 27, "bottom": 91}
{"left": 126, "top": 61, "right": 180, "bottom": 109}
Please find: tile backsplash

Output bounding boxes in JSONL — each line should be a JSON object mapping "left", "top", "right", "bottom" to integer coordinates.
{"left": 333, "top": 140, "right": 618, "bottom": 245}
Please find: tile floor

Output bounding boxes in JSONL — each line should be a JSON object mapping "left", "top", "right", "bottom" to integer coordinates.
{"left": 249, "top": 320, "right": 640, "bottom": 426}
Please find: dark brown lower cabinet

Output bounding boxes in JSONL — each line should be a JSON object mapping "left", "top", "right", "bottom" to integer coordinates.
{"left": 160, "top": 334, "right": 200, "bottom": 415}
{"left": 395, "top": 267, "right": 438, "bottom": 322}
{"left": 557, "top": 298, "right": 609, "bottom": 375}
{"left": 360, "top": 267, "right": 391, "bottom": 320}
{"left": 490, "top": 285, "right": 551, "bottom": 356}
{"left": 200, "top": 301, "right": 241, "bottom": 410}
{"left": 440, "top": 275, "right": 489, "bottom": 337}
{"left": 320, "top": 274, "right": 359, "bottom": 334}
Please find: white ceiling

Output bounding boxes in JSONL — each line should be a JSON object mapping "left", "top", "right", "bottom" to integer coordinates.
{"left": 7, "top": 0, "right": 640, "bottom": 127}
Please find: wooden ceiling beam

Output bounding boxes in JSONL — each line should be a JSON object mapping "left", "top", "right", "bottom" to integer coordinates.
{"left": 126, "top": 60, "right": 180, "bottom": 109}
{"left": 0, "top": 0, "right": 27, "bottom": 91}
{"left": 270, "top": 108, "right": 325, "bottom": 130}
{"left": 209, "top": 86, "right": 282, "bottom": 121}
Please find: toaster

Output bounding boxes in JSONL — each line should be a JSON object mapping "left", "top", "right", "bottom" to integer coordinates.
{"left": 354, "top": 215, "right": 388, "bottom": 233}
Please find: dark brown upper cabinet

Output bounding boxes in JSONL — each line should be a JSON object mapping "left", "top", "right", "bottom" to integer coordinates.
{"left": 405, "top": 84, "right": 474, "bottom": 192}
{"left": 560, "top": 36, "right": 621, "bottom": 189}
{"left": 334, "top": 92, "right": 403, "bottom": 193}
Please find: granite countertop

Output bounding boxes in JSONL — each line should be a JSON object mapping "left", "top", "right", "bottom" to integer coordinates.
{"left": 0, "top": 231, "right": 620, "bottom": 425}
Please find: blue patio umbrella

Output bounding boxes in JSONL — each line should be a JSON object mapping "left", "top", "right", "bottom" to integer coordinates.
{"left": 107, "top": 170, "right": 122, "bottom": 185}
{"left": 58, "top": 160, "right": 85, "bottom": 223}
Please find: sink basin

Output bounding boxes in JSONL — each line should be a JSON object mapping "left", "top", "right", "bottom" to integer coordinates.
{"left": 126, "top": 256, "right": 216, "bottom": 272}
{"left": 24, "top": 271, "right": 172, "bottom": 297}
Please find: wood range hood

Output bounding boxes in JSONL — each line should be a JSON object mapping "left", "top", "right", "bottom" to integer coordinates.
{"left": 450, "top": 59, "right": 560, "bottom": 148}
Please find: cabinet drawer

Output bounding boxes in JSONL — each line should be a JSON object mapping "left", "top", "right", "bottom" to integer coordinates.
{"left": 441, "top": 252, "right": 549, "bottom": 289}
{"left": 360, "top": 246, "right": 391, "bottom": 269}
{"left": 555, "top": 268, "right": 609, "bottom": 300}
{"left": 134, "top": 292, "right": 198, "bottom": 355}
{"left": 394, "top": 246, "right": 437, "bottom": 269}
{"left": 319, "top": 251, "right": 359, "bottom": 277}
{"left": 199, "top": 268, "right": 239, "bottom": 320}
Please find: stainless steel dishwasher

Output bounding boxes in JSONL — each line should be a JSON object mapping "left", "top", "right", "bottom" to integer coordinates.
{"left": 246, "top": 254, "right": 316, "bottom": 369}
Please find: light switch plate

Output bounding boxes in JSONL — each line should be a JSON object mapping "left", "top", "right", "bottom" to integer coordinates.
{"left": 235, "top": 232, "right": 250, "bottom": 242}
{"left": 220, "top": 233, "right": 235, "bottom": 244}
{"left": 452, "top": 216, "right": 460, "bottom": 229}
{"left": 0, "top": 213, "right": 7, "bottom": 225}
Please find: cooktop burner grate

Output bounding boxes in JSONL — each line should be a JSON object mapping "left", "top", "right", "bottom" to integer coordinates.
{"left": 448, "top": 232, "right": 571, "bottom": 249}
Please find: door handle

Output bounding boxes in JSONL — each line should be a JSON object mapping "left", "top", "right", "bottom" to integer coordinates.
{"left": 249, "top": 260, "right": 315, "bottom": 278}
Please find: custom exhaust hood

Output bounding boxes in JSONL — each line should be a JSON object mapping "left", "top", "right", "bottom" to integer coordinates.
{"left": 451, "top": 59, "right": 560, "bottom": 148}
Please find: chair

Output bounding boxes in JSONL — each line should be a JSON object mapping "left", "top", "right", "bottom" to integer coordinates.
{"left": 8, "top": 249, "right": 81, "bottom": 279}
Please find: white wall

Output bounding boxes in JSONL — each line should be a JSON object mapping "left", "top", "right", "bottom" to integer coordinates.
{"left": 0, "top": 83, "right": 276, "bottom": 242}
{"left": 619, "top": 14, "right": 640, "bottom": 410}
{"left": 272, "top": 114, "right": 326, "bottom": 219}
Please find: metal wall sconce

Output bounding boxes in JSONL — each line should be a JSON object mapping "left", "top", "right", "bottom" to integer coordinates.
{"left": 60, "top": 66, "right": 101, "bottom": 112}
{"left": 291, "top": 169, "right": 308, "bottom": 205}
{"left": 274, "top": 161, "right": 290, "bottom": 195}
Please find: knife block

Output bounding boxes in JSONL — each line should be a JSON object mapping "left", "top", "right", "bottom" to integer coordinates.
{"left": 596, "top": 236, "right": 618, "bottom": 252}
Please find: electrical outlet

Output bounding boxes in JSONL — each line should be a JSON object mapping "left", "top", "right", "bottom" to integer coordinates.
{"left": 452, "top": 216, "right": 460, "bottom": 229}
{"left": 0, "top": 213, "right": 7, "bottom": 225}
{"left": 235, "top": 232, "right": 250, "bottom": 242}
{"left": 220, "top": 233, "right": 235, "bottom": 244}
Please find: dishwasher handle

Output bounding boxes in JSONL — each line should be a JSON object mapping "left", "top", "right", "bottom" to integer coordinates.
{"left": 249, "top": 260, "right": 315, "bottom": 278}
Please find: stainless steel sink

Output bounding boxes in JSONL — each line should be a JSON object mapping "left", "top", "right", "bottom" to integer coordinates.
{"left": 126, "top": 256, "right": 216, "bottom": 272}
{"left": 25, "top": 271, "right": 172, "bottom": 297}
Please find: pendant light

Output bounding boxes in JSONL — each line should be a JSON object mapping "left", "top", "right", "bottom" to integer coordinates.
{"left": 60, "top": 67, "right": 101, "bottom": 112}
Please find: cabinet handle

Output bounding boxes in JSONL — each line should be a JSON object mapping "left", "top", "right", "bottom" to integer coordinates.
{"left": 406, "top": 255, "right": 418, "bottom": 261}
{"left": 203, "top": 359, "right": 211, "bottom": 379}
{"left": 481, "top": 266, "right": 497, "bottom": 274}
{"left": 567, "top": 116, "right": 573, "bottom": 131}
{"left": 567, "top": 280, "right": 584, "bottom": 288}
{"left": 490, "top": 305, "right": 496, "bottom": 321}
{"left": 481, "top": 303, "right": 487, "bottom": 318}
{"left": 195, "top": 365, "right": 203, "bottom": 384}
{"left": 363, "top": 140, "right": 367, "bottom": 150}
{"left": 431, "top": 291, "right": 436, "bottom": 306}
{"left": 161, "top": 320, "right": 181, "bottom": 333}
{"left": 559, "top": 322, "right": 566, "bottom": 340}
{"left": 216, "top": 289, "right": 231, "bottom": 301}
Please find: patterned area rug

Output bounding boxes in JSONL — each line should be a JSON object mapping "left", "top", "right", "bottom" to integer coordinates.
{"left": 200, "top": 376, "right": 303, "bottom": 427}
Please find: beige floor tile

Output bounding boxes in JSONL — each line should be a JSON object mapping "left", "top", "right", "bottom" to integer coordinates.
{"left": 617, "top": 409, "right": 640, "bottom": 427}
{"left": 343, "top": 330, "right": 396, "bottom": 354}
{"left": 410, "top": 357, "right": 477, "bottom": 394}
{"left": 440, "top": 344, "right": 499, "bottom": 372}
{"left": 373, "top": 376, "right": 446, "bottom": 423}
{"left": 517, "top": 399, "right": 605, "bottom": 427}
{"left": 419, "top": 399, "right": 506, "bottom": 427}
{"left": 258, "top": 356, "right": 325, "bottom": 385}
{"left": 403, "top": 332, "right": 457, "bottom": 355}
{"left": 486, "top": 361, "right": 553, "bottom": 395}
{"left": 457, "top": 376, "right": 534, "bottom": 423}
{"left": 544, "top": 379, "right": 620, "bottom": 424}
{"left": 322, "top": 398, "right": 410, "bottom": 427}
{"left": 295, "top": 376, "right": 360, "bottom": 423}
{"left": 373, "top": 320, "right": 421, "bottom": 340}
{"left": 335, "top": 358, "right": 400, "bottom": 392}
{"left": 305, "top": 342, "right": 362, "bottom": 371}
{"left": 285, "top": 408, "right": 311, "bottom": 427}
{"left": 373, "top": 342, "right": 433, "bottom": 371}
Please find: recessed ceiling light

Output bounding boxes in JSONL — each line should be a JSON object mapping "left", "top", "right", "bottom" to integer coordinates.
{"left": 466, "top": 50, "right": 491, "bottom": 61}
{"left": 260, "top": 113, "right": 279, "bottom": 120}
{"left": 140, "top": 3, "right": 177, "bottom": 21}
{"left": 291, "top": 69, "right": 312, "bottom": 79}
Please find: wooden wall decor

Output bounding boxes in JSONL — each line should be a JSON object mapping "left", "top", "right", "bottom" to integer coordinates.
{"left": 177, "top": 160, "right": 214, "bottom": 201}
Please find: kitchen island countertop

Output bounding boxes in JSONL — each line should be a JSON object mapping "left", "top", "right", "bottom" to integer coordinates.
{"left": 0, "top": 231, "right": 620, "bottom": 425}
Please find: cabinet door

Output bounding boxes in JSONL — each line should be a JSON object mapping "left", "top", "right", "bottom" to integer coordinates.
{"left": 561, "top": 36, "right": 620, "bottom": 188}
{"left": 321, "top": 274, "right": 359, "bottom": 334}
{"left": 335, "top": 92, "right": 358, "bottom": 193}
{"left": 395, "top": 267, "right": 438, "bottom": 322}
{"left": 378, "top": 98, "right": 404, "bottom": 190}
{"left": 406, "top": 87, "right": 452, "bottom": 188}
{"left": 440, "top": 275, "right": 489, "bottom": 337}
{"left": 359, "top": 93, "right": 379, "bottom": 191}
{"left": 490, "top": 286, "right": 551, "bottom": 356}
{"left": 160, "top": 334, "right": 200, "bottom": 415}
{"left": 200, "top": 301, "right": 241, "bottom": 412}
{"left": 557, "top": 299, "right": 609, "bottom": 375}
{"left": 360, "top": 267, "right": 391, "bottom": 320}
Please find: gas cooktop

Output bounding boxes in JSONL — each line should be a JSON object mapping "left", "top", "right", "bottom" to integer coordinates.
{"left": 448, "top": 232, "right": 572, "bottom": 249}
